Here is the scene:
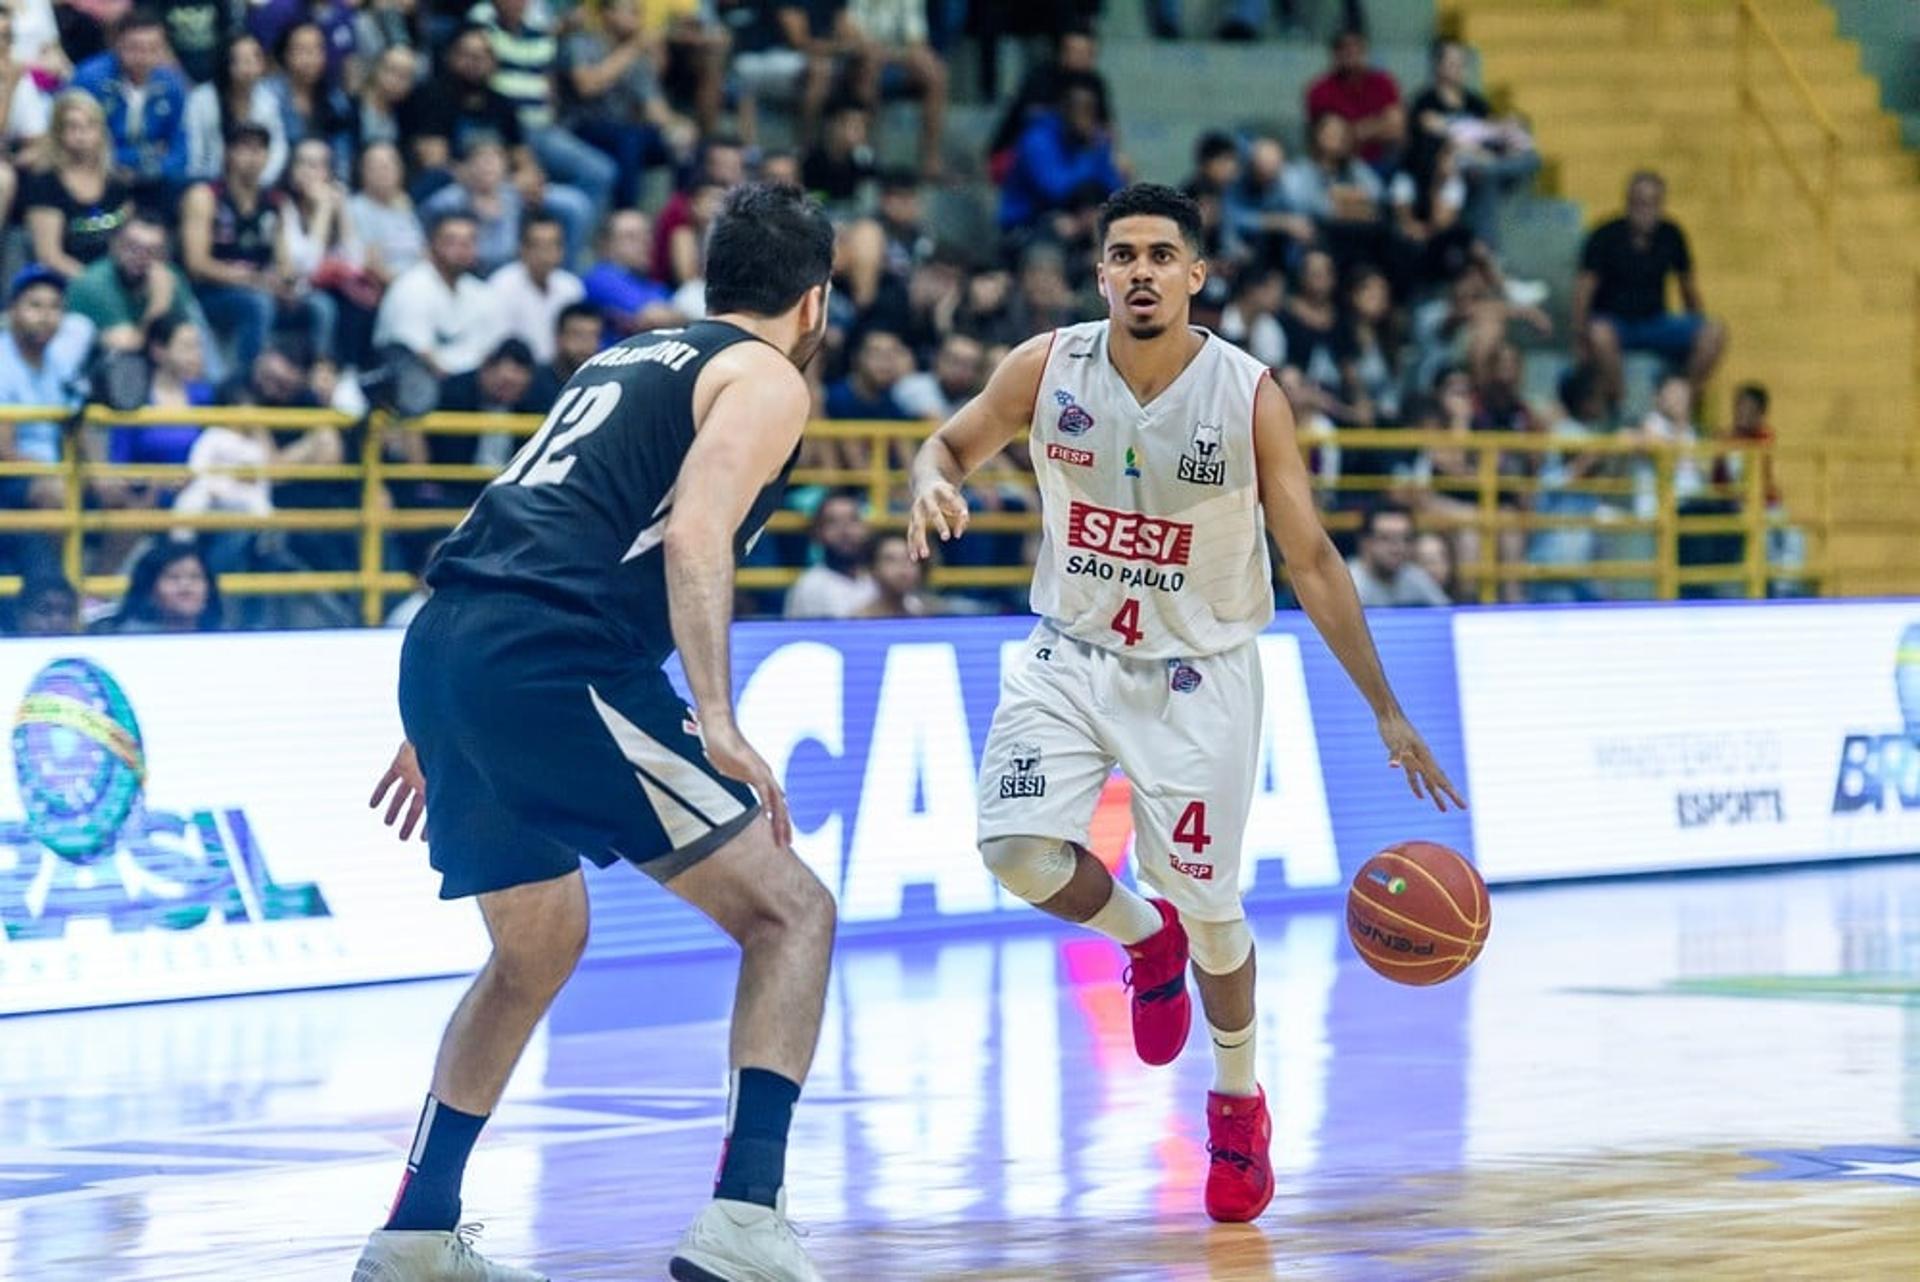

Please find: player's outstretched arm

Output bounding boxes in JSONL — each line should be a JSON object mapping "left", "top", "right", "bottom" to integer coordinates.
{"left": 906, "top": 331, "right": 1052, "bottom": 561}
{"left": 1251, "top": 375, "right": 1466, "bottom": 813}
{"left": 665, "top": 345, "right": 811, "bottom": 845}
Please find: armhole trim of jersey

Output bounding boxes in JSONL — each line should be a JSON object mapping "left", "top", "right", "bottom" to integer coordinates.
{"left": 1028, "top": 329, "right": 1058, "bottom": 429}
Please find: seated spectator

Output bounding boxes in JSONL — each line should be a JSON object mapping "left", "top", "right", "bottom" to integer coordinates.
{"left": 853, "top": 531, "right": 929, "bottom": 618}
{"left": 550, "top": 301, "right": 604, "bottom": 385}
{"left": 4, "top": 0, "right": 69, "bottom": 93}
{"left": 1412, "top": 530, "right": 1460, "bottom": 603}
{"left": 68, "top": 214, "right": 196, "bottom": 353}
{"left": 469, "top": 0, "right": 616, "bottom": 221}
{"left": 186, "top": 35, "right": 290, "bottom": 186}
{"left": 179, "top": 122, "right": 301, "bottom": 375}
{"left": 653, "top": 0, "right": 730, "bottom": 138}
{"left": 1407, "top": 256, "right": 1552, "bottom": 392}
{"left": 840, "top": 0, "right": 947, "bottom": 178}
{"left": 0, "top": 268, "right": 96, "bottom": 566}
{"left": 1185, "top": 129, "right": 1239, "bottom": 202}
{"left": 428, "top": 337, "right": 545, "bottom": 492}
{"left": 1304, "top": 27, "right": 1404, "bottom": 171}
{"left": 1224, "top": 135, "right": 1314, "bottom": 270}
{"left": 284, "top": 136, "right": 380, "bottom": 366}
{"left": 420, "top": 137, "right": 524, "bottom": 273}
{"left": 784, "top": 491, "right": 878, "bottom": 618}
{"left": 350, "top": 43, "right": 417, "bottom": 157}
{"left": 559, "top": 0, "right": 694, "bottom": 208}
{"left": 1527, "top": 364, "right": 1612, "bottom": 603}
{"left": 349, "top": 140, "right": 424, "bottom": 288}
{"left": 581, "top": 208, "right": 678, "bottom": 337}
{"left": 351, "top": 0, "right": 419, "bottom": 75}
{"left": 1347, "top": 502, "right": 1450, "bottom": 607}
{"left": 0, "top": 6, "right": 52, "bottom": 180}
{"left": 997, "top": 72, "right": 1122, "bottom": 237}
{"left": 1282, "top": 112, "right": 1383, "bottom": 271}
{"left": 92, "top": 540, "right": 224, "bottom": 633}
{"left": 893, "top": 332, "right": 983, "bottom": 419}
{"left": 986, "top": 20, "right": 1107, "bottom": 185}
{"left": 802, "top": 97, "right": 877, "bottom": 211}
{"left": 952, "top": 265, "right": 1023, "bottom": 348}
{"left": 373, "top": 210, "right": 498, "bottom": 375}
{"left": 401, "top": 24, "right": 596, "bottom": 261}
{"left": 1219, "top": 265, "right": 1286, "bottom": 369}
{"left": 267, "top": 21, "right": 353, "bottom": 164}
{"left": 1471, "top": 341, "right": 1535, "bottom": 434}
{"left": 1631, "top": 371, "right": 1706, "bottom": 518}
{"left": 719, "top": 0, "right": 833, "bottom": 151}
{"left": 72, "top": 11, "right": 187, "bottom": 204}
{"left": 1011, "top": 244, "right": 1081, "bottom": 335}
{"left": 108, "top": 314, "right": 213, "bottom": 466}
{"left": 1388, "top": 136, "right": 1474, "bottom": 293}
{"left": 826, "top": 326, "right": 914, "bottom": 421}
{"left": 24, "top": 91, "right": 133, "bottom": 280}
{"left": 1279, "top": 249, "right": 1357, "bottom": 418}
{"left": 1345, "top": 266, "right": 1400, "bottom": 425}
{"left": 8, "top": 573, "right": 81, "bottom": 636}
{"left": 1410, "top": 39, "right": 1537, "bottom": 247}
{"left": 158, "top": 0, "right": 235, "bottom": 86}
{"left": 1574, "top": 171, "right": 1726, "bottom": 408}
{"left": 655, "top": 137, "right": 744, "bottom": 284}
{"left": 488, "top": 210, "right": 583, "bottom": 365}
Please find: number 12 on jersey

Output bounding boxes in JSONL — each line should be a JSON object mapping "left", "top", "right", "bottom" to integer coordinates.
{"left": 496, "top": 382, "right": 624, "bottom": 488}
{"left": 1109, "top": 597, "right": 1144, "bottom": 647}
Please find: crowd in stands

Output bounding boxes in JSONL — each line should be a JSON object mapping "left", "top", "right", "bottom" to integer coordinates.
{"left": 0, "top": 2, "right": 1773, "bottom": 635}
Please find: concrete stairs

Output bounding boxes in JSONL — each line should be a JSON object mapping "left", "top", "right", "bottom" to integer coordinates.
{"left": 1445, "top": 0, "right": 1920, "bottom": 596}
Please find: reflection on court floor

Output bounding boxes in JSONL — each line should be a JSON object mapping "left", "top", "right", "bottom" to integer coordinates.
{"left": 0, "top": 859, "right": 1915, "bottom": 1280}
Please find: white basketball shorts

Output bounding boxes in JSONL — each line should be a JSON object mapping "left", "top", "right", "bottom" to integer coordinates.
{"left": 976, "top": 620, "right": 1264, "bottom": 922}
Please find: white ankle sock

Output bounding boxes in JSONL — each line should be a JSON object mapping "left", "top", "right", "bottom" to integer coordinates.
{"left": 1208, "top": 1017, "right": 1257, "bottom": 1096}
{"left": 1084, "top": 880, "right": 1163, "bottom": 946}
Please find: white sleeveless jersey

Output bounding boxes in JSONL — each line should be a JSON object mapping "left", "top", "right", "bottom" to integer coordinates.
{"left": 1026, "top": 321, "right": 1274, "bottom": 659}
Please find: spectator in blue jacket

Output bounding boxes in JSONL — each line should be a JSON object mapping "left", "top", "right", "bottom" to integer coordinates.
{"left": 997, "top": 72, "right": 1123, "bottom": 236}
{"left": 73, "top": 12, "right": 189, "bottom": 202}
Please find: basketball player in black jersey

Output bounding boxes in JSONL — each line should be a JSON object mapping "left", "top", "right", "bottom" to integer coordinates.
{"left": 353, "top": 185, "right": 835, "bottom": 1282}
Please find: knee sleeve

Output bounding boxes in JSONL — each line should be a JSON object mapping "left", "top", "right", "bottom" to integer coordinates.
{"left": 1185, "top": 916, "right": 1253, "bottom": 975}
{"left": 980, "top": 834, "right": 1077, "bottom": 904}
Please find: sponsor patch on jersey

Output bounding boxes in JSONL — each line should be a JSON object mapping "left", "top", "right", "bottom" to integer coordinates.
{"left": 1170, "top": 856, "right": 1214, "bottom": 881}
{"left": 999, "top": 740, "right": 1047, "bottom": 798}
{"left": 1046, "top": 443, "right": 1094, "bottom": 467}
{"left": 1066, "top": 501, "right": 1193, "bottom": 566}
{"left": 1053, "top": 389, "right": 1096, "bottom": 437}
{"left": 1168, "top": 661, "right": 1203, "bottom": 693}
{"left": 1124, "top": 447, "right": 1141, "bottom": 479}
{"left": 1178, "top": 421, "right": 1226, "bottom": 486}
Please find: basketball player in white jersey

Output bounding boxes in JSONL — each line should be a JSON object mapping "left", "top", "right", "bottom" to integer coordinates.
{"left": 907, "top": 184, "right": 1463, "bottom": 1222}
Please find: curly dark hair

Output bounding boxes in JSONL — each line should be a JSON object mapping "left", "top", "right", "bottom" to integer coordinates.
{"left": 1096, "top": 183, "right": 1204, "bottom": 254}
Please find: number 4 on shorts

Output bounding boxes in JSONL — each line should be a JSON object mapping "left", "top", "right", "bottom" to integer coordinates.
{"left": 1110, "top": 598, "right": 1144, "bottom": 647}
{"left": 1173, "top": 800, "right": 1212, "bottom": 854}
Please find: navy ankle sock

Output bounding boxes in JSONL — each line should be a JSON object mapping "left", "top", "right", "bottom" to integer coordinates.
{"left": 385, "top": 1095, "right": 488, "bottom": 1231}
{"left": 714, "top": 1068, "right": 800, "bottom": 1208}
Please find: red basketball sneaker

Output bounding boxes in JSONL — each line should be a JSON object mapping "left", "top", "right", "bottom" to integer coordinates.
{"left": 1204, "top": 1086, "right": 1274, "bottom": 1222}
{"left": 1121, "top": 898, "right": 1190, "bottom": 1066}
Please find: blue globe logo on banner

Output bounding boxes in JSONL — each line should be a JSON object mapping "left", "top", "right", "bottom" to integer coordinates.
{"left": 11, "top": 659, "right": 147, "bottom": 864}
{"left": 1897, "top": 623, "right": 1920, "bottom": 736}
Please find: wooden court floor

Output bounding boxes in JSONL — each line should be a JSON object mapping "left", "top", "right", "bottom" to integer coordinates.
{"left": 0, "top": 859, "right": 1914, "bottom": 1279}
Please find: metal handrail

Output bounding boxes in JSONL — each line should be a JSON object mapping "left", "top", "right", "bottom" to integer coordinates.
{"left": 1734, "top": 0, "right": 1843, "bottom": 266}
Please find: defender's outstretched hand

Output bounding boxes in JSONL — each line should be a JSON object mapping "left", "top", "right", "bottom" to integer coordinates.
{"left": 907, "top": 480, "right": 970, "bottom": 561}
{"left": 1379, "top": 714, "right": 1467, "bottom": 813}
{"left": 370, "top": 740, "right": 427, "bottom": 841}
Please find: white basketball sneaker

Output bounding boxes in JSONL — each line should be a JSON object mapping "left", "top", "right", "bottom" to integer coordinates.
{"left": 668, "top": 1193, "right": 825, "bottom": 1282}
{"left": 351, "top": 1223, "right": 548, "bottom": 1282}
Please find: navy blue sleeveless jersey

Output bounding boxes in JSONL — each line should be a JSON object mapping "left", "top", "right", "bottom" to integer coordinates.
{"left": 426, "top": 320, "right": 795, "bottom": 661}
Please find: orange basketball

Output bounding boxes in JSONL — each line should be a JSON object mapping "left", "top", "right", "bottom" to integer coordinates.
{"left": 1345, "top": 841, "right": 1490, "bottom": 986}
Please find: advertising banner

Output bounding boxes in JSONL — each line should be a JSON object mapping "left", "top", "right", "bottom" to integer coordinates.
{"left": 0, "top": 632, "right": 488, "bottom": 1014}
{"left": 1454, "top": 603, "right": 1920, "bottom": 880}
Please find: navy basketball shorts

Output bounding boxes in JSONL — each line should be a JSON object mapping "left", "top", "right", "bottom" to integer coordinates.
{"left": 398, "top": 590, "right": 761, "bottom": 899}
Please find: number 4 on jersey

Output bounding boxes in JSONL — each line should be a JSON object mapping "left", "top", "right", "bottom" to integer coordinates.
{"left": 1110, "top": 597, "right": 1144, "bottom": 647}
{"left": 1173, "top": 801, "right": 1212, "bottom": 855}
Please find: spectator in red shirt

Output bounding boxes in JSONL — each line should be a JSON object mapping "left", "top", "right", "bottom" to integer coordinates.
{"left": 1304, "top": 28, "right": 1404, "bottom": 170}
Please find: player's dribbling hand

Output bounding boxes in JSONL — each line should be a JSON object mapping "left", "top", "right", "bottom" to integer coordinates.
{"left": 907, "top": 480, "right": 970, "bottom": 561}
{"left": 1379, "top": 713, "right": 1467, "bottom": 813}
{"left": 370, "top": 740, "right": 427, "bottom": 841}
{"left": 702, "top": 721, "right": 794, "bottom": 850}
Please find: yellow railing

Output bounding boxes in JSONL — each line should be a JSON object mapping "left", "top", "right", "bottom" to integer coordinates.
{"left": 1732, "top": 0, "right": 1843, "bottom": 268}
{"left": 0, "top": 410, "right": 1847, "bottom": 621}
